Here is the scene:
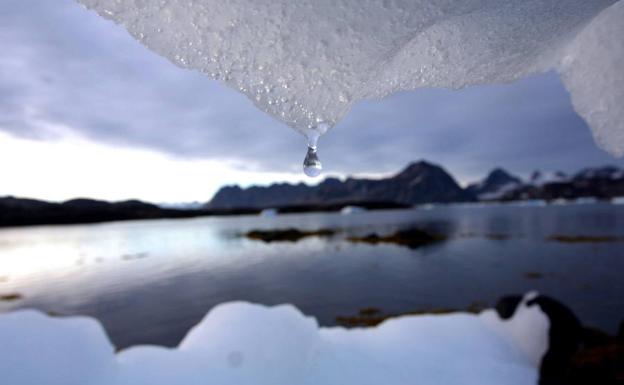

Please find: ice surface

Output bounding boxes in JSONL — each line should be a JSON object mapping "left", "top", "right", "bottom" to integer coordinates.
{"left": 559, "top": 1, "right": 624, "bottom": 156}
{"left": 74, "top": 0, "right": 623, "bottom": 155}
{"left": 0, "top": 294, "right": 548, "bottom": 385}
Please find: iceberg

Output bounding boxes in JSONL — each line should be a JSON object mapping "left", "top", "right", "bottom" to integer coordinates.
{"left": 75, "top": 0, "right": 624, "bottom": 156}
{"left": 0, "top": 293, "right": 548, "bottom": 385}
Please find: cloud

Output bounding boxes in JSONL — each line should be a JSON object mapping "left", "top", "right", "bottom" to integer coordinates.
{"left": 0, "top": 0, "right": 622, "bottom": 191}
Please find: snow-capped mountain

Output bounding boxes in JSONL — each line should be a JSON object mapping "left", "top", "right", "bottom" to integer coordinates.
{"left": 466, "top": 168, "right": 523, "bottom": 201}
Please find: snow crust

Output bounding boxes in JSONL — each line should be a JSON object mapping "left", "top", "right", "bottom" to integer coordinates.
{"left": 74, "top": 0, "right": 623, "bottom": 154}
{"left": 0, "top": 294, "right": 548, "bottom": 385}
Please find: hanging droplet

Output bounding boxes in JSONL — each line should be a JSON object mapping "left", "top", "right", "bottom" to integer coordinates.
{"left": 303, "top": 145, "right": 322, "bottom": 177}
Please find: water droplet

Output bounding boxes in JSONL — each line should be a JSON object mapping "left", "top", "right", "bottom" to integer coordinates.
{"left": 303, "top": 146, "right": 322, "bottom": 177}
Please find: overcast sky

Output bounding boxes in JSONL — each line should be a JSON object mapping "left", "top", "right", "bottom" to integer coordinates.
{"left": 1, "top": 0, "right": 622, "bottom": 203}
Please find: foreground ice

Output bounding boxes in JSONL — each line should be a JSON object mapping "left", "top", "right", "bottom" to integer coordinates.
{"left": 75, "top": 0, "right": 624, "bottom": 155}
{"left": 0, "top": 294, "right": 548, "bottom": 385}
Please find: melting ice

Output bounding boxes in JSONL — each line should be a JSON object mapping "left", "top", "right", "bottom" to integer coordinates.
{"left": 0, "top": 294, "right": 549, "bottom": 385}
{"left": 76, "top": 0, "right": 624, "bottom": 168}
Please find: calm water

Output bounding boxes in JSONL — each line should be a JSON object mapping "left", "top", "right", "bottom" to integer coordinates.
{"left": 0, "top": 203, "right": 623, "bottom": 349}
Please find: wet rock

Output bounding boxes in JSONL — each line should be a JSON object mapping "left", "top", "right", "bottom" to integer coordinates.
{"left": 245, "top": 228, "right": 335, "bottom": 243}
{"left": 347, "top": 228, "right": 444, "bottom": 249}
{"left": 499, "top": 294, "right": 624, "bottom": 385}
{"left": 494, "top": 295, "right": 523, "bottom": 320}
{"left": 0, "top": 293, "right": 23, "bottom": 301}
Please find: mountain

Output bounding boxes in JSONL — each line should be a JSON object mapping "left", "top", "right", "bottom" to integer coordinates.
{"left": 492, "top": 166, "right": 624, "bottom": 201}
{"left": 208, "top": 160, "right": 474, "bottom": 209}
{"left": 466, "top": 168, "right": 522, "bottom": 200}
{"left": 529, "top": 170, "right": 569, "bottom": 186}
{"left": 3, "top": 163, "right": 623, "bottom": 228}
{"left": 0, "top": 197, "right": 258, "bottom": 228}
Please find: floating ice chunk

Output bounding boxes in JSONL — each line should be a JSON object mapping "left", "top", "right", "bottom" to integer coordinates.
{"left": 0, "top": 295, "right": 549, "bottom": 385}
{"left": 75, "top": 0, "right": 623, "bottom": 155}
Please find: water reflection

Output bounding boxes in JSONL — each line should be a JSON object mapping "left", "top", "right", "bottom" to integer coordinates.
{"left": 0, "top": 203, "right": 623, "bottom": 349}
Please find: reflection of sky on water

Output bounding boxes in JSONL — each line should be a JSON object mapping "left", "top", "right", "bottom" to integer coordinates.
{"left": 1, "top": 203, "right": 623, "bottom": 348}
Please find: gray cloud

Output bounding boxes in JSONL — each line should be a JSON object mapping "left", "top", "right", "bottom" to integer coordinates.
{"left": 0, "top": 0, "right": 622, "bottom": 186}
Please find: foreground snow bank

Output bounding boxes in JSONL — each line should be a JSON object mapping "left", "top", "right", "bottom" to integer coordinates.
{"left": 0, "top": 294, "right": 548, "bottom": 385}
{"left": 76, "top": 0, "right": 623, "bottom": 154}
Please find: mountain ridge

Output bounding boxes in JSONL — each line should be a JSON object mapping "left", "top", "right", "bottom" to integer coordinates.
{"left": 208, "top": 162, "right": 624, "bottom": 209}
{"left": 208, "top": 160, "right": 474, "bottom": 209}
{"left": 2, "top": 162, "right": 624, "bottom": 228}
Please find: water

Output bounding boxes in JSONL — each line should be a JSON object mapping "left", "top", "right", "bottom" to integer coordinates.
{"left": 0, "top": 203, "right": 623, "bottom": 349}
{"left": 302, "top": 124, "right": 326, "bottom": 177}
{"left": 303, "top": 145, "right": 322, "bottom": 177}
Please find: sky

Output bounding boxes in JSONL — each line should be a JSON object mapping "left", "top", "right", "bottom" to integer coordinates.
{"left": 0, "top": 0, "right": 622, "bottom": 203}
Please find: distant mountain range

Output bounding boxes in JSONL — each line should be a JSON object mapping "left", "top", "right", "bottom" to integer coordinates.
{"left": 2, "top": 161, "right": 624, "bottom": 228}
{"left": 208, "top": 161, "right": 624, "bottom": 209}
{"left": 209, "top": 161, "right": 472, "bottom": 209}
{"left": 0, "top": 197, "right": 257, "bottom": 228}
{"left": 477, "top": 166, "right": 624, "bottom": 202}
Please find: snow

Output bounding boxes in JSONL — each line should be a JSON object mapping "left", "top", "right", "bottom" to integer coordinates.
{"left": 531, "top": 171, "right": 570, "bottom": 186}
{"left": 0, "top": 293, "right": 549, "bottom": 385}
{"left": 74, "top": 0, "right": 623, "bottom": 154}
{"left": 478, "top": 181, "right": 522, "bottom": 201}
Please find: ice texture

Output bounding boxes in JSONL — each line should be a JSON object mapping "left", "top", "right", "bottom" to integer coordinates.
{"left": 0, "top": 294, "right": 548, "bottom": 385}
{"left": 75, "top": 0, "right": 623, "bottom": 153}
{"left": 559, "top": 0, "right": 624, "bottom": 156}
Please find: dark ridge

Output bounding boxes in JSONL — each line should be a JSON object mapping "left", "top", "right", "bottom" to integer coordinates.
{"left": 0, "top": 196, "right": 260, "bottom": 228}
{"left": 466, "top": 168, "right": 522, "bottom": 197}
{"left": 208, "top": 160, "right": 474, "bottom": 209}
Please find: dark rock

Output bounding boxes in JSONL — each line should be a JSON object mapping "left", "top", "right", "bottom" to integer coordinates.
{"left": 245, "top": 228, "right": 335, "bottom": 243}
{"left": 494, "top": 295, "right": 523, "bottom": 319}
{"left": 0, "top": 293, "right": 23, "bottom": 301}
{"left": 528, "top": 295, "right": 583, "bottom": 385}
{"left": 568, "top": 328, "right": 624, "bottom": 385}
{"left": 466, "top": 168, "right": 522, "bottom": 199}
{"left": 346, "top": 227, "right": 444, "bottom": 249}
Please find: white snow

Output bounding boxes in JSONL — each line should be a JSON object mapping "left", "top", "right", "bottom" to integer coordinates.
{"left": 478, "top": 181, "right": 522, "bottom": 201}
{"left": 74, "top": 0, "right": 623, "bottom": 154}
{"left": 0, "top": 293, "right": 549, "bottom": 385}
{"left": 529, "top": 171, "right": 570, "bottom": 187}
